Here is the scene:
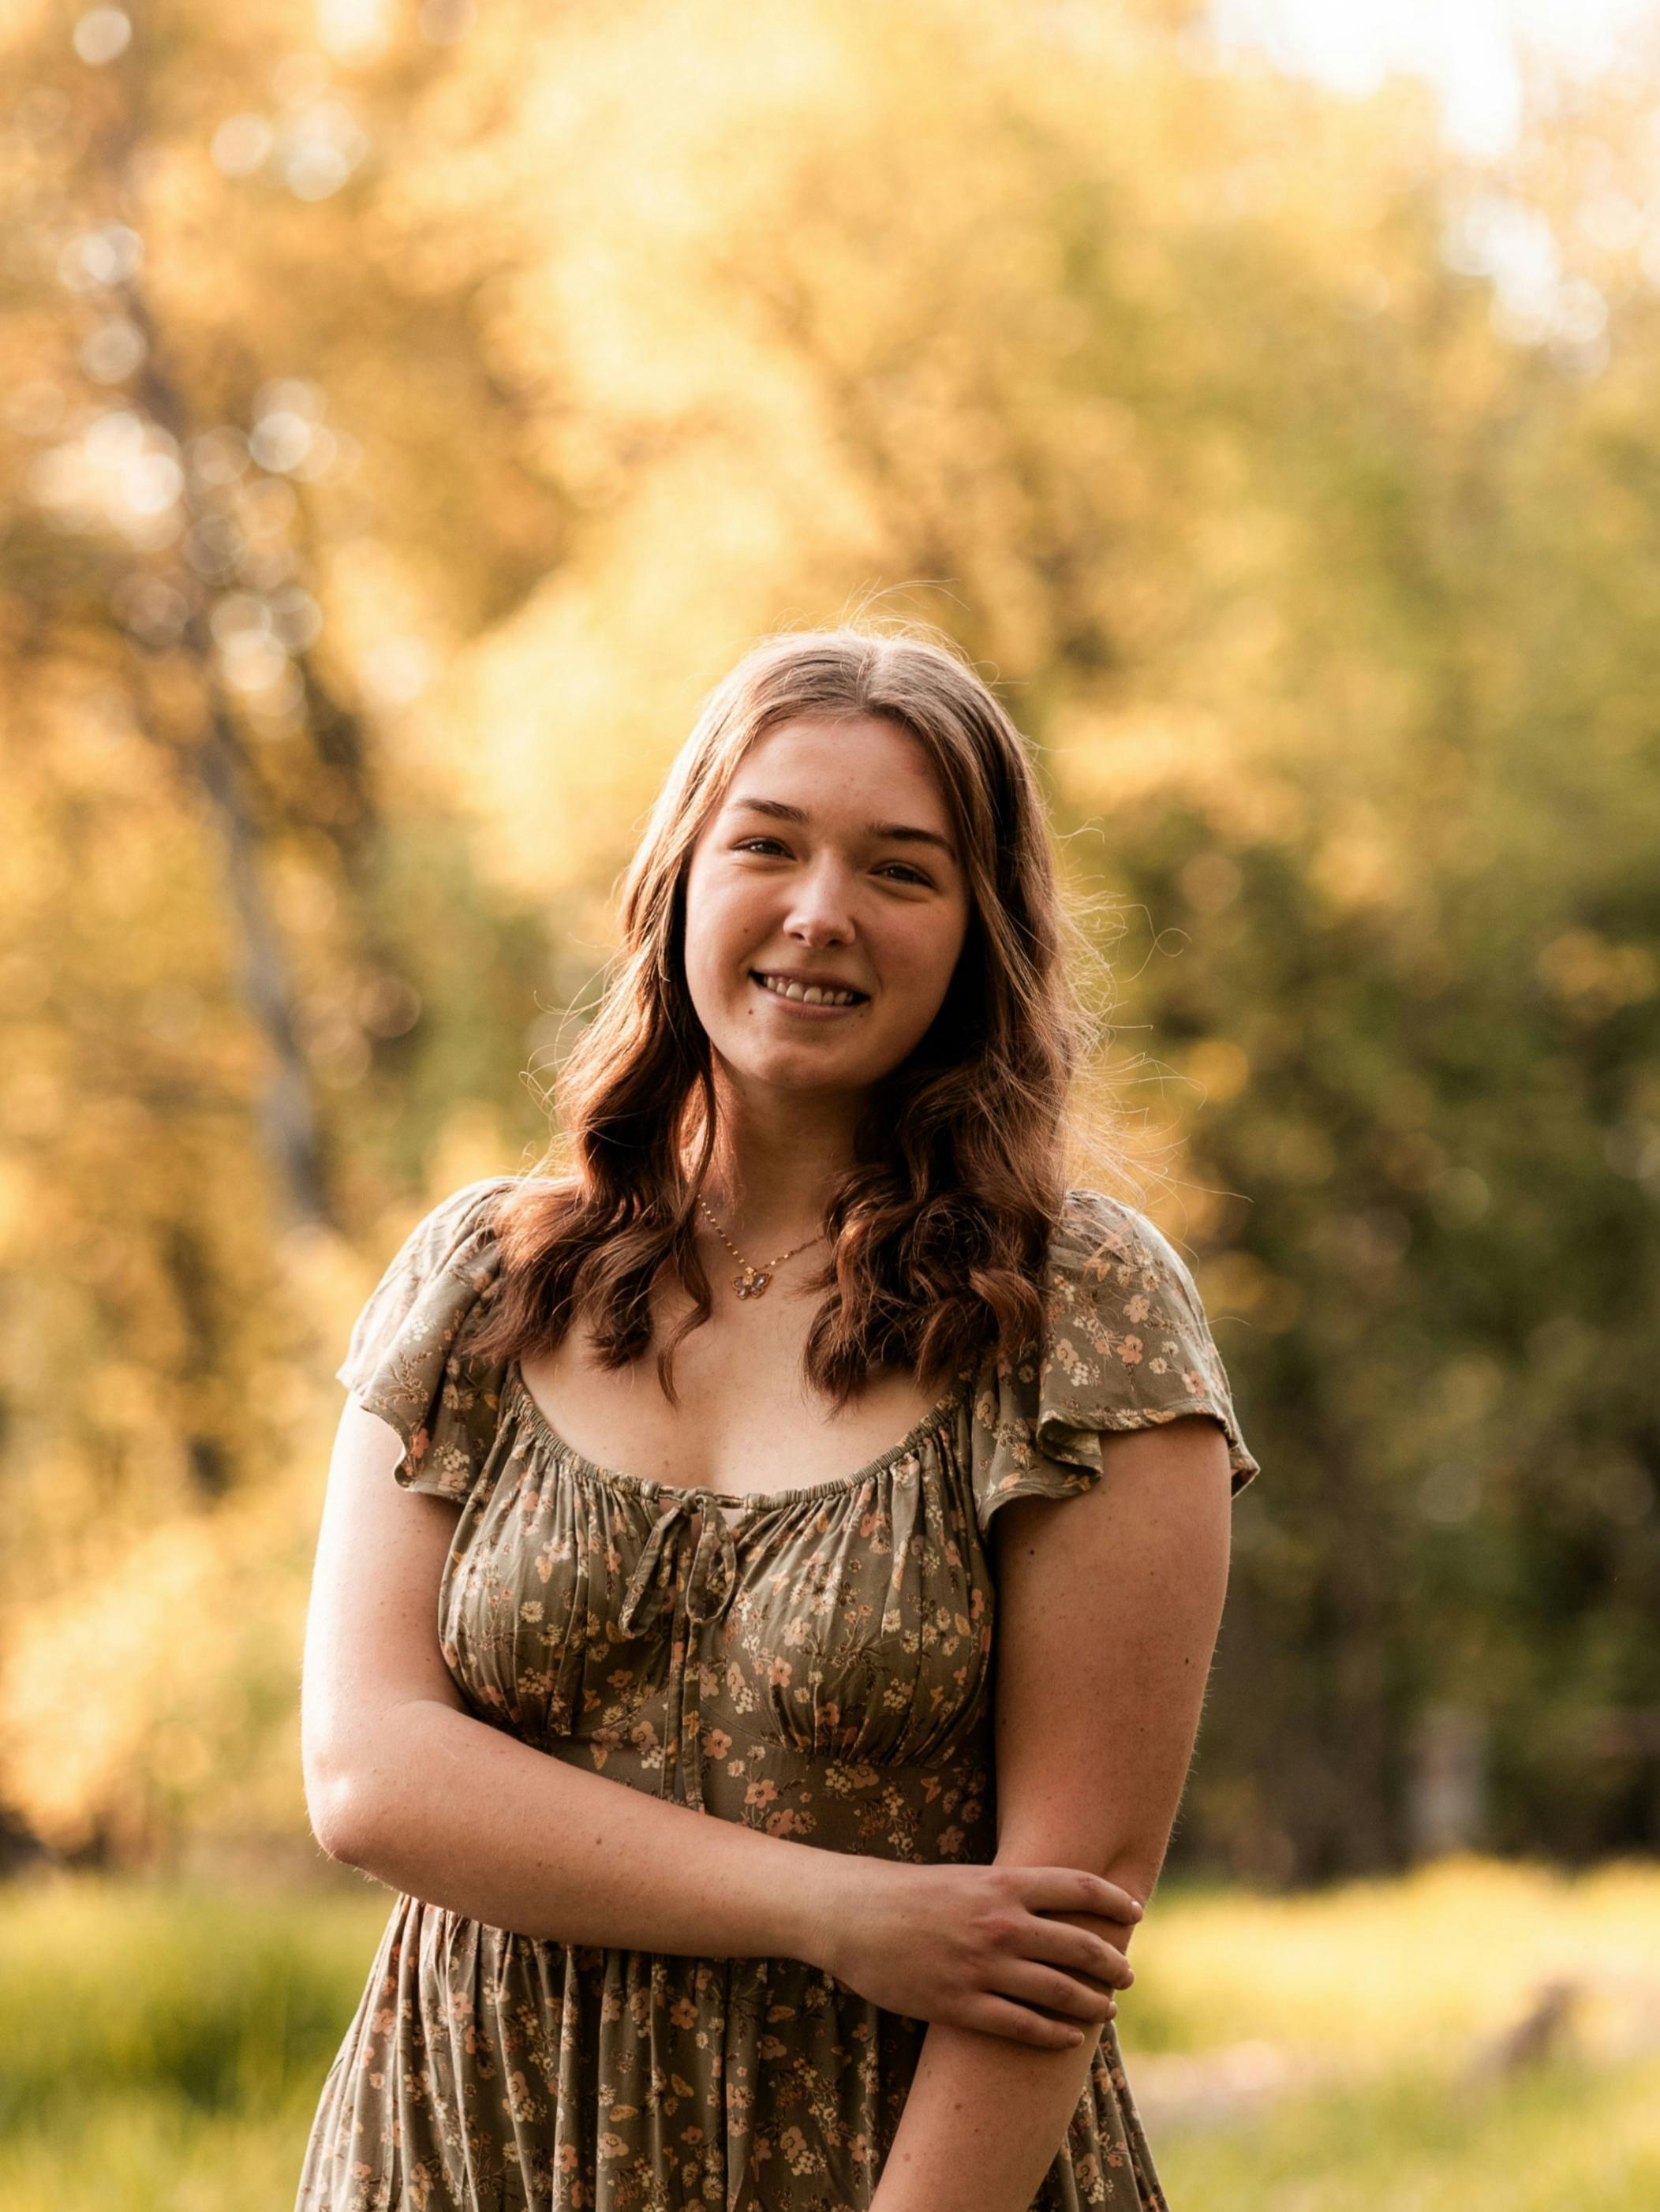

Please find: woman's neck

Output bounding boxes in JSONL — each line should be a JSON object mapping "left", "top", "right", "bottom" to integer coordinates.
{"left": 694, "top": 1070, "right": 866, "bottom": 1244}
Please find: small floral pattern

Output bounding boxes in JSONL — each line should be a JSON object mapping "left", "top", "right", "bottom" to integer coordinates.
{"left": 295, "top": 1177, "right": 1257, "bottom": 2212}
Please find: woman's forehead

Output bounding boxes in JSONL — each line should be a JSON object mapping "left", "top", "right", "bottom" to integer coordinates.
{"left": 722, "top": 715, "right": 953, "bottom": 815}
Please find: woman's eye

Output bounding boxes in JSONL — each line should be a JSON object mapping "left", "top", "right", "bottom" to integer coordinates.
{"left": 731, "top": 839, "right": 932, "bottom": 887}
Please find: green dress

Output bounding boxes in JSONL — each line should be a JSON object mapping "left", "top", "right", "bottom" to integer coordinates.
{"left": 295, "top": 1175, "right": 1258, "bottom": 2212}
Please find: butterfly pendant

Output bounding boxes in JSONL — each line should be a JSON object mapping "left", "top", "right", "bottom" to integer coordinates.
{"left": 735, "top": 1266, "right": 771, "bottom": 1299}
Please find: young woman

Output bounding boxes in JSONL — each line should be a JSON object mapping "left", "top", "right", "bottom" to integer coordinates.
{"left": 295, "top": 623, "right": 1258, "bottom": 2212}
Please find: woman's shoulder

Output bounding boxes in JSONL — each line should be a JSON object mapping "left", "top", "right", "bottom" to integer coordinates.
{"left": 1048, "top": 1183, "right": 1208, "bottom": 1299}
{"left": 368, "top": 1168, "right": 573, "bottom": 1274}
{"left": 333, "top": 1171, "right": 537, "bottom": 1500}
{"left": 963, "top": 1183, "right": 1262, "bottom": 1532}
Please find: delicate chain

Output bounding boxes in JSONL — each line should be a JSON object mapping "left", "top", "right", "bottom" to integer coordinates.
{"left": 697, "top": 1196, "right": 824, "bottom": 1300}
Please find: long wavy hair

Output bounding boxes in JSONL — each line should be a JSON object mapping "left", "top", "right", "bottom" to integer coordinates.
{"left": 470, "top": 620, "right": 1119, "bottom": 1407}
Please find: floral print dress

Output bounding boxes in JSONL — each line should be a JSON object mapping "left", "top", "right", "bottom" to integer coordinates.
{"left": 294, "top": 1175, "right": 1258, "bottom": 2212}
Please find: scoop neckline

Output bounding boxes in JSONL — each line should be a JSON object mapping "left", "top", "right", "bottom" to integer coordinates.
{"left": 503, "top": 1356, "right": 970, "bottom": 1512}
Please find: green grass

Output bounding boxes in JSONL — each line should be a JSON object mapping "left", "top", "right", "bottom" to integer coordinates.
{"left": 0, "top": 1874, "right": 388, "bottom": 2122}
{"left": 0, "top": 2094, "right": 327, "bottom": 2212}
{"left": 0, "top": 1869, "right": 389, "bottom": 2210}
{"left": 1153, "top": 2054, "right": 1660, "bottom": 2210}
{"left": 2, "top": 1858, "right": 1656, "bottom": 2208}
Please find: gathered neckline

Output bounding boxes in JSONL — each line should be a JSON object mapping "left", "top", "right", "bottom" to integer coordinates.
{"left": 503, "top": 1357, "right": 971, "bottom": 1513}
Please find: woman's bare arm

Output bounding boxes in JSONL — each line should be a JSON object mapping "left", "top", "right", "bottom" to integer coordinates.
{"left": 869, "top": 1415, "right": 1234, "bottom": 2212}
{"left": 301, "top": 1399, "right": 847, "bottom": 1962}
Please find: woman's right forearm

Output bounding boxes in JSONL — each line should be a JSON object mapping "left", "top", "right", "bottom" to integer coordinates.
{"left": 320, "top": 1694, "right": 862, "bottom": 1963}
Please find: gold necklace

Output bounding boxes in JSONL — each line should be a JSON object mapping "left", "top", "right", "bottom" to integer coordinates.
{"left": 697, "top": 1196, "right": 824, "bottom": 1300}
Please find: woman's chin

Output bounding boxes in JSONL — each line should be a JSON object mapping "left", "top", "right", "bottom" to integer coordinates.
{"left": 717, "top": 1045, "right": 879, "bottom": 1097}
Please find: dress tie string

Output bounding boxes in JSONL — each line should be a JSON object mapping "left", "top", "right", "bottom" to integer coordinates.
{"left": 615, "top": 1490, "right": 741, "bottom": 1812}
{"left": 617, "top": 1491, "right": 740, "bottom": 1636}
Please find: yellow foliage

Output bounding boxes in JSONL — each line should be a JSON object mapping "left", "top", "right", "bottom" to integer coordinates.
{"left": 0, "top": 1468, "right": 316, "bottom": 1860}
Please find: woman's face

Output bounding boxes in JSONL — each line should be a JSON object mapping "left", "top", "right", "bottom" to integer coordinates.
{"left": 682, "top": 715, "right": 973, "bottom": 1103}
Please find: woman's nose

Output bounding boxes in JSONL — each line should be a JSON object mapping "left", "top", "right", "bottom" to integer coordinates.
{"left": 783, "top": 858, "right": 855, "bottom": 940}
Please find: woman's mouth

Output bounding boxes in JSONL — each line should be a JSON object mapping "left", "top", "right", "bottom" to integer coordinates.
{"left": 750, "top": 970, "right": 869, "bottom": 1013}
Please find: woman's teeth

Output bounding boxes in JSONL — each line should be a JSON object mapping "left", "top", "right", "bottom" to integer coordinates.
{"left": 753, "top": 972, "right": 863, "bottom": 1007}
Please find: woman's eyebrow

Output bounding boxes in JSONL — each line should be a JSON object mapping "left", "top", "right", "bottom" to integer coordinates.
{"left": 727, "top": 795, "right": 958, "bottom": 865}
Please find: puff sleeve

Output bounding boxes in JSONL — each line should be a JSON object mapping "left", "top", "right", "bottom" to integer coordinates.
{"left": 967, "top": 1186, "right": 1260, "bottom": 1537}
{"left": 335, "top": 1174, "right": 519, "bottom": 1500}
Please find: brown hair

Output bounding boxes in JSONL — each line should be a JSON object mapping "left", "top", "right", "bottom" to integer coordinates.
{"left": 471, "top": 618, "right": 1122, "bottom": 1407}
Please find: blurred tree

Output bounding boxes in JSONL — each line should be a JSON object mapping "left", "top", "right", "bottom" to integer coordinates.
{"left": 0, "top": 0, "right": 568, "bottom": 1855}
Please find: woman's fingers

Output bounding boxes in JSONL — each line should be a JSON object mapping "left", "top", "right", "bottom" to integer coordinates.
{"left": 1061, "top": 1928, "right": 1135, "bottom": 1990}
{"left": 968, "top": 1994, "right": 1109, "bottom": 2049}
{"left": 994, "top": 1956, "right": 1121, "bottom": 2023}
{"left": 1015, "top": 1912, "right": 1135, "bottom": 1991}
{"left": 1015, "top": 1864, "right": 1144, "bottom": 1926}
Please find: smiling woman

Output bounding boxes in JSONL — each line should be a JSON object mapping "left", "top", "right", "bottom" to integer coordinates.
{"left": 464, "top": 626, "right": 1100, "bottom": 1432}
{"left": 682, "top": 715, "right": 972, "bottom": 1138}
{"left": 296, "top": 621, "right": 1258, "bottom": 2212}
